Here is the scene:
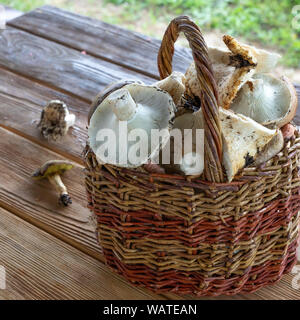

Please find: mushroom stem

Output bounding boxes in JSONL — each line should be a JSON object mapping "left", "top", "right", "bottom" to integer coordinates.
{"left": 107, "top": 88, "right": 137, "bottom": 121}
{"left": 48, "top": 173, "right": 72, "bottom": 206}
{"left": 180, "top": 152, "right": 204, "bottom": 176}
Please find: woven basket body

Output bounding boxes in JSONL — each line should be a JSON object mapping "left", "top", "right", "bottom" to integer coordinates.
{"left": 84, "top": 136, "right": 300, "bottom": 296}
{"left": 84, "top": 16, "right": 300, "bottom": 296}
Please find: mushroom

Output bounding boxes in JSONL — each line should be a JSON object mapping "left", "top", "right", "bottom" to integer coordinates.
{"left": 88, "top": 83, "right": 175, "bottom": 167}
{"left": 253, "top": 130, "right": 284, "bottom": 166}
{"left": 88, "top": 79, "right": 143, "bottom": 124}
{"left": 38, "top": 100, "right": 76, "bottom": 141}
{"left": 153, "top": 71, "right": 186, "bottom": 106}
{"left": 230, "top": 73, "right": 298, "bottom": 128}
{"left": 184, "top": 35, "right": 280, "bottom": 109}
{"left": 223, "top": 35, "right": 281, "bottom": 74}
{"left": 173, "top": 108, "right": 277, "bottom": 181}
{"left": 179, "top": 151, "right": 204, "bottom": 176}
{"left": 32, "top": 160, "right": 73, "bottom": 206}
{"left": 160, "top": 111, "right": 204, "bottom": 176}
{"left": 160, "top": 126, "right": 204, "bottom": 176}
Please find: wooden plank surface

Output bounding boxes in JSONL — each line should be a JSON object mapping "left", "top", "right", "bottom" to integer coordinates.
{"left": 6, "top": 6, "right": 300, "bottom": 119}
{"left": 0, "top": 68, "right": 88, "bottom": 163}
{"left": 0, "top": 207, "right": 165, "bottom": 300}
{"left": 0, "top": 5, "right": 300, "bottom": 300}
{"left": 0, "top": 27, "right": 153, "bottom": 102}
{"left": 0, "top": 127, "right": 100, "bottom": 259}
{"left": 1, "top": 102, "right": 299, "bottom": 300}
{"left": 8, "top": 5, "right": 192, "bottom": 79}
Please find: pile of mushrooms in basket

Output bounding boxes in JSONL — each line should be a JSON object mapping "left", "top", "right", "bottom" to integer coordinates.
{"left": 87, "top": 35, "right": 298, "bottom": 183}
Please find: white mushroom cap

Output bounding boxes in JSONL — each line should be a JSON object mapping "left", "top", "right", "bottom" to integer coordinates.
{"left": 88, "top": 83, "right": 175, "bottom": 167}
{"left": 219, "top": 108, "right": 277, "bottom": 181}
{"left": 254, "top": 130, "right": 284, "bottom": 166}
{"left": 173, "top": 108, "right": 277, "bottom": 181}
{"left": 184, "top": 35, "right": 281, "bottom": 110}
{"left": 153, "top": 72, "right": 186, "bottom": 106}
{"left": 240, "top": 43, "right": 281, "bottom": 73}
{"left": 230, "top": 73, "right": 298, "bottom": 128}
{"left": 223, "top": 35, "right": 281, "bottom": 73}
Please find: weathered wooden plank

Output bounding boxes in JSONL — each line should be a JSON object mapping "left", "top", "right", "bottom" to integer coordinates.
{"left": 8, "top": 5, "right": 192, "bottom": 79}
{"left": 0, "top": 127, "right": 100, "bottom": 260}
{"left": 0, "top": 127, "right": 298, "bottom": 300}
{"left": 0, "top": 27, "right": 153, "bottom": 102}
{"left": 1, "top": 6, "right": 299, "bottom": 299}
{"left": 0, "top": 207, "right": 165, "bottom": 300}
{"left": 0, "top": 127, "right": 181, "bottom": 300}
{"left": 0, "top": 68, "right": 88, "bottom": 163}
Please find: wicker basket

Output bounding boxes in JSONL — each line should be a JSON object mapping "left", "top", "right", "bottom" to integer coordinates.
{"left": 84, "top": 16, "right": 300, "bottom": 296}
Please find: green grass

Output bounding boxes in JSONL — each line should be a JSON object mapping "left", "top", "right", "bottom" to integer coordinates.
{"left": 105, "top": 0, "right": 300, "bottom": 68}
{"left": 1, "top": 0, "right": 46, "bottom": 12}
{"left": 2, "top": 0, "right": 300, "bottom": 67}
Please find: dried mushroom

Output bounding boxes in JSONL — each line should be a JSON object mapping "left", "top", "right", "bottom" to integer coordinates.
{"left": 38, "top": 100, "right": 76, "bottom": 141}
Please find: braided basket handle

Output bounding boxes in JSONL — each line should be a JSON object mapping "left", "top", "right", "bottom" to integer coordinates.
{"left": 158, "top": 16, "right": 224, "bottom": 183}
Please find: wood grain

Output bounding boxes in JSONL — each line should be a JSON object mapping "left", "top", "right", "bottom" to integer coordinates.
{"left": 191, "top": 272, "right": 300, "bottom": 300}
{"left": 0, "top": 126, "right": 299, "bottom": 300}
{"left": 8, "top": 5, "right": 192, "bottom": 79}
{"left": 0, "top": 68, "right": 88, "bottom": 163}
{"left": 0, "top": 127, "right": 100, "bottom": 259}
{"left": 0, "top": 27, "right": 153, "bottom": 102}
{"left": 0, "top": 207, "right": 164, "bottom": 300}
{"left": 1, "top": 5, "right": 300, "bottom": 300}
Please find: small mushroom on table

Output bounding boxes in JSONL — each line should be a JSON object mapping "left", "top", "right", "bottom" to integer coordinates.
{"left": 38, "top": 100, "right": 76, "bottom": 141}
{"left": 32, "top": 160, "right": 74, "bottom": 206}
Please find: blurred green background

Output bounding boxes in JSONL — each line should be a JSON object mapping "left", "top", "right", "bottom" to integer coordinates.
{"left": 2, "top": 0, "right": 300, "bottom": 70}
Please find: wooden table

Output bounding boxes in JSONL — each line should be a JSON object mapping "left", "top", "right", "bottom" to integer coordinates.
{"left": 0, "top": 5, "right": 299, "bottom": 300}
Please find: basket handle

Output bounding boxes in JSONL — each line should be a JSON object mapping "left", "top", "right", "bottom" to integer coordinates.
{"left": 157, "top": 16, "right": 224, "bottom": 182}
